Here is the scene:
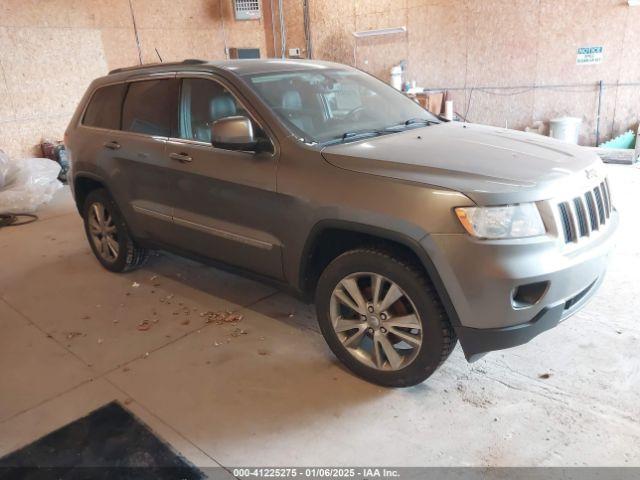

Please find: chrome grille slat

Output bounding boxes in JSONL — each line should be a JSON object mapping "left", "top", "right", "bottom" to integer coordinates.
{"left": 566, "top": 200, "right": 581, "bottom": 242}
{"left": 584, "top": 191, "right": 599, "bottom": 231}
{"left": 575, "top": 196, "right": 591, "bottom": 236}
{"left": 593, "top": 186, "right": 605, "bottom": 225}
{"left": 601, "top": 181, "right": 611, "bottom": 217}
{"left": 558, "top": 202, "right": 574, "bottom": 243}
{"left": 557, "top": 177, "right": 612, "bottom": 245}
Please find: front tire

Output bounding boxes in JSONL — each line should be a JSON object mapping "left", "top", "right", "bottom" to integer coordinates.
{"left": 82, "top": 189, "right": 149, "bottom": 273}
{"left": 315, "top": 248, "right": 456, "bottom": 387}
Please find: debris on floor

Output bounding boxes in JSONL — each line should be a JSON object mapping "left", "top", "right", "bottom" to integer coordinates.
{"left": 159, "top": 294, "right": 174, "bottom": 304}
{"left": 230, "top": 327, "right": 247, "bottom": 337}
{"left": 200, "top": 310, "right": 244, "bottom": 325}
{"left": 66, "top": 331, "right": 84, "bottom": 340}
{"left": 224, "top": 313, "right": 243, "bottom": 323}
{"left": 137, "top": 321, "right": 151, "bottom": 331}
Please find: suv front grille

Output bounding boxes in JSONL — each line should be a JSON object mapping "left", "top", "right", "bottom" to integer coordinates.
{"left": 558, "top": 179, "right": 612, "bottom": 243}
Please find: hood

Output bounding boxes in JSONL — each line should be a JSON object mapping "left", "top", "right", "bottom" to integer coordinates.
{"left": 321, "top": 122, "right": 605, "bottom": 205}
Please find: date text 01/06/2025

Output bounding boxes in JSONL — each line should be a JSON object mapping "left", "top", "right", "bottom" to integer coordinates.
{"left": 232, "top": 467, "right": 400, "bottom": 478}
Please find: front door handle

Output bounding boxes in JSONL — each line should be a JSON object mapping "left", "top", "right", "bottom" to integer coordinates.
{"left": 169, "top": 152, "right": 193, "bottom": 163}
{"left": 104, "top": 141, "right": 120, "bottom": 150}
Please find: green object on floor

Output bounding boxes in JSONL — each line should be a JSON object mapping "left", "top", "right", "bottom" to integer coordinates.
{"left": 599, "top": 130, "right": 636, "bottom": 149}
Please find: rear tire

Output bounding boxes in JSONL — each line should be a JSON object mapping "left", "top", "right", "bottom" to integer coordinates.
{"left": 315, "top": 248, "right": 456, "bottom": 387}
{"left": 82, "top": 188, "right": 149, "bottom": 273}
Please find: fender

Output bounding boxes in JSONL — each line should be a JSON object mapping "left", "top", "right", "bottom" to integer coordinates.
{"left": 71, "top": 170, "right": 109, "bottom": 213}
{"left": 298, "top": 219, "right": 462, "bottom": 329}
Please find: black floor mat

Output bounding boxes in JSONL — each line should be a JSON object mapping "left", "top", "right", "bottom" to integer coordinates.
{"left": 0, "top": 401, "right": 204, "bottom": 480}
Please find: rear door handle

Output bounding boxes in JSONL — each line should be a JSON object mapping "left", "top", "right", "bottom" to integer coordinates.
{"left": 104, "top": 141, "right": 120, "bottom": 150}
{"left": 169, "top": 152, "right": 193, "bottom": 163}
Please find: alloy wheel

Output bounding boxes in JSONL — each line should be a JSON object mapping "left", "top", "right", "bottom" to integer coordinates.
{"left": 88, "top": 201, "right": 119, "bottom": 262}
{"left": 329, "top": 272, "right": 423, "bottom": 371}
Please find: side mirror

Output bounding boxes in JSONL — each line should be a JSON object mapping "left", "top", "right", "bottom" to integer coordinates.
{"left": 211, "top": 116, "right": 258, "bottom": 151}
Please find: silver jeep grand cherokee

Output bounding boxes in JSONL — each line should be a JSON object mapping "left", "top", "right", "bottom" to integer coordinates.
{"left": 65, "top": 59, "right": 618, "bottom": 387}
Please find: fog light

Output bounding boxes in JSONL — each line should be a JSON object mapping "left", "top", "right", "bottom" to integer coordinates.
{"left": 511, "top": 281, "right": 549, "bottom": 309}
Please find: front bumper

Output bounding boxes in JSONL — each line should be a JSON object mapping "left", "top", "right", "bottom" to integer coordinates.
{"left": 456, "top": 274, "right": 603, "bottom": 361}
{"left": 420, "top": 210, "right": 618, "bottom": 361}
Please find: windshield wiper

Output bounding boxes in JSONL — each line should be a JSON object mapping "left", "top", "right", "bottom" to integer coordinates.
{"left": 323, "top": 122, "right": 433, "bottom": 146}
{"left": 341, "top": 129, "right": 386, "bottom": 140}
{"left": 382, "top": 118, "right": 440, "bottom": 132}
{"left": 403, "top": 117, "right": 440, "bottom": 126}
{"left": 322, "top": 129, "right": 387, "bottom": 145}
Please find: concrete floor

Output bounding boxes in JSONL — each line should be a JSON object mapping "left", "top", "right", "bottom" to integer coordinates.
{"left": 0, "top": 164, "right": 639, "bottom": 468}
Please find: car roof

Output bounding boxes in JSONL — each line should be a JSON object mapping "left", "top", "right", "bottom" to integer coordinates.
{"left": 106, "top": 58, "right": 350, "bottom": 79}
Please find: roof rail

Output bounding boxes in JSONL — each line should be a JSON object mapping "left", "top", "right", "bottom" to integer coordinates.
{"left": 108, "top": 59, "right": 207, "bottom": 75}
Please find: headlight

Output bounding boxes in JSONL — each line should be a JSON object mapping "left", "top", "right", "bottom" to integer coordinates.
{"left": 455, "top": 203, "right": 546, "bottom": 239}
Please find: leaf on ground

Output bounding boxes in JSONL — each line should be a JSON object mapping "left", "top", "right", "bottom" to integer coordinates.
{"left": 137, "top": 321, "right": 151, "bottom": 331}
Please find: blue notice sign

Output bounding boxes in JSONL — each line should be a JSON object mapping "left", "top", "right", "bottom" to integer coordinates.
{"left": 577, "top": 46, "right": 603, "bottom": 65}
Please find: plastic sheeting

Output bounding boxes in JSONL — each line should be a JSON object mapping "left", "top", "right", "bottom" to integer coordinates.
{"left": 0, "top": 150, "right": 63, "bottom": 214}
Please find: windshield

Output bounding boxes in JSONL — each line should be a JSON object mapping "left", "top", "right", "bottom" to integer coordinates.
{"left": 242, "top": 68, "right": 439, "bottom": 143}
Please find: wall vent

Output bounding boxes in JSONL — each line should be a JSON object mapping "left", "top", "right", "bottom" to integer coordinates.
{"left": 234, "top": 0, "right": 261, "bottom": 20}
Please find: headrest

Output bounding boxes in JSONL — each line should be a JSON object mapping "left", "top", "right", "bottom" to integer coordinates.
{"left": 282, "top": 90, "right": 303, "bottom": 110}
{"left": 210, "top": 94, "right": 237, "bottom": 120}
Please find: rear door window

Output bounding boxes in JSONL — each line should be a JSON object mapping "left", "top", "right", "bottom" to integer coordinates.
{"left": 122, "top": 79, "right": 176, "bottom": 137}
{"left": 83, "top": 83, "right": 126, "bottom": 130}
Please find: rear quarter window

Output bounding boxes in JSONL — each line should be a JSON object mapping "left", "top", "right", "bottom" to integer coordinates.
{"left": 122, "top": 79, "right": 175, "bottom": 136}
{"left": 83, "top": 83, "right": 127, "bottom": 130}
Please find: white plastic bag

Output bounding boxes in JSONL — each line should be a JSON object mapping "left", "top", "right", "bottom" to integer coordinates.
{"left": 0, "top": 150, "right": 62, "bottom": 214}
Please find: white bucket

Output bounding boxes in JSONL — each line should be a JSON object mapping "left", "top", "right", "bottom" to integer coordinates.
{"left": 390, "top": 65, "right": 403, "bottom": 91}
{"left": 549, "top": 117, "right": 582, "bottom": 144}
{"left": 444, "top": 100, "right": 453, "bottom": 121}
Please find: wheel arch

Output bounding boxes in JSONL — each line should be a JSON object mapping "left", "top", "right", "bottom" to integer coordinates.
{"left": 298, "top": 220, "right": 462, "bottom": 328}
{"left": 73, "top": 173, "right": 108, "bottom": 214}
